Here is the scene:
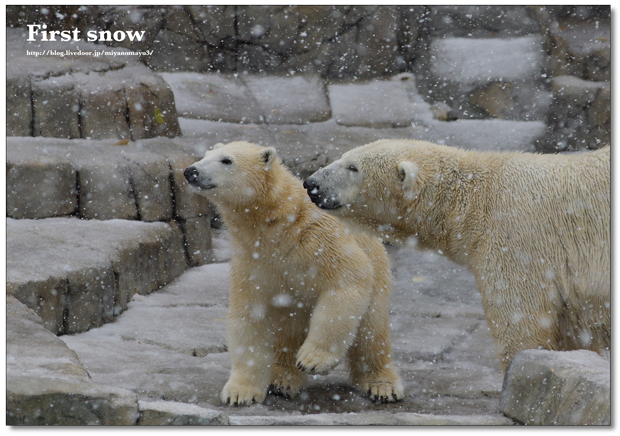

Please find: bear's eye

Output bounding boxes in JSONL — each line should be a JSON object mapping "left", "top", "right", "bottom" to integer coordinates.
{"left": 347, "top": 165, "right": 358, "bottom": 172}
{"left": 221, "top": 158, "right": 233, "bottom": 165}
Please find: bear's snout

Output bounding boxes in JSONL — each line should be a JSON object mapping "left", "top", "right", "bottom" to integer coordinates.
{"left": 303, "top": 177, "right": 318, "bottom": 192}
{"left": 184, "top": 166, "right": 200, "bottom": 185}
{"left": 304, "top": 177, "right": 341, "bottom": 209}
{"left": 303, "top": 177, "right": 321, "bottom": 202}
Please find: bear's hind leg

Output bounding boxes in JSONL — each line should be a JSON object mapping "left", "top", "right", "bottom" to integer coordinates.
{"left": 348, "top": 303, "right": 404, "bottom": 402}
{"left": 271, "top": 352, "right": 307, "bottom": 398}
{"left": 271, "top": 310, "right": 309, "bottom": 398}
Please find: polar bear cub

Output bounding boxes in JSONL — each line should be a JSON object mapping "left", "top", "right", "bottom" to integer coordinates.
{"left": 304, "top": 139, "right": 610, "bottom": 371}
{"left": 185, "top": 141, "right": 403, "bottom": 405}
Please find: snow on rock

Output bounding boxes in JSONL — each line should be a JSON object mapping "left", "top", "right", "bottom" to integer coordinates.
{"left": 430, "top": 36, "right": 544, "bottom": 85}
{"left": 229, "top": 411, "right": 512, "bottom": 425}
{"left": 500, "top": 349, "right": 610, "bottom": 425}
{"left": 6, "top": 297, "right": 139, "bottom": 425}
{"left": 7, "top": 217, "right": 186, "bottom": 334}
{"left": 138, "top": 400, "right": 228, "bottom": 425}
{"left": 161, "top": 72, "right": 330, "bottom": 124}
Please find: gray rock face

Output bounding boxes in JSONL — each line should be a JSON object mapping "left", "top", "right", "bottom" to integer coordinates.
{"left": 421, "top": 5, "right": 541, "bottom": 38}
{"left": 7, "top": 5, "right": 420, "bottom": 79}
{"left": 500, "top": 349, "right": 610, "bottom": 425}
{"left": 6, "top": 296, "right": 139, "bottom": 425}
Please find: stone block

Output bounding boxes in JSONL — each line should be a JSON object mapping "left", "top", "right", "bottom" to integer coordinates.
{"left": 180, "top": 216, "right": 213, "bottom": 267}
{"left": 424, "top": 6, "right": 540, "bottom": 38}
{"left": 147, "top": 29, "right": 211, "bottom": 72}
{"left": 161, "top": 72, "right": 261, "bottom": 123}
{"left": 116, "top": 147, "right": 174, "bottom": 222}
{"left": 74, "top": 72, "right": 132, "bottom": 141}
{"left": 244, "top": 75, "right": 331, "bottom": 124}
{"left": 7, "top": 27, "right": 181, "bottom": 140}
{"left": 31, "top": 75, "right": 80, "bottom": 138}
{"left": 132, "top": 137, "right": 213, "bottom": 220}
{"left": 6, "top": 74, "right": 32, "bottom": 136}
{"left": 6, "top": 275, "right": 68, "bottom": 335}
{"left": 6, "top": 296, "right": 140, "bottom": 425}
{"left": 329, "top": 75, "right": 419, "bottom": 128}
{"left": 164, "top": 73, "right": 332, "bottom": 126}
{"left": 123, "top": 65, "right": 182, "bottom": 139}
{"left": 77, "top": 155, "right": 139, "bottom": 220}
{"left": 500, "top": 349, "right": 610, "bottom": 425}
{"left": 64, "top": 265, "right": 117, "bottom": 334}
{"left": 6, "top": 149, "right": 78, "bottom": 219}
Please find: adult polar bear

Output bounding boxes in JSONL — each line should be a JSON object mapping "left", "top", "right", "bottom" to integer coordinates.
{"left": 304, "top": 139, "right": 610, "bottom": 371}
{"left": 185, "top": 141, "right": 403, "bottom": 406}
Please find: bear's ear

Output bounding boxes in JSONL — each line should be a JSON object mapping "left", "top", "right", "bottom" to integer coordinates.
{"left": 398, "top": 161, "right": 419, "bottom": 190}
{"left": 260, "top": 147, "right": 277, "bottom": 171}
{"left": 212, "top": 142, "right": 226, "bottom": 149}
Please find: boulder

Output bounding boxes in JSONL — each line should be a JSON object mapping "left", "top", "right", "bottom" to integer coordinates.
{"left": 535, "top": 75, "right": 610, "bottom": 151}
{"left": 548, "top": 19, "right": 611, "bottom": 81}
{"left": 500, "top": 349, "right": 610, "bottom": 425}
{"left": 6, "top": 296, "right": 139, "bottom": 425}
{"left": 6, "top": 146, "right": 78, "bottom": 219}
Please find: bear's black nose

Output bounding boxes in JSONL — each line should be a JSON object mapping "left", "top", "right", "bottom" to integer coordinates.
{"left": 303, "top": 177, "right": 318, "bottom": 191}
{"left": 184, "top": 166, "right": 199, "bottom": 184}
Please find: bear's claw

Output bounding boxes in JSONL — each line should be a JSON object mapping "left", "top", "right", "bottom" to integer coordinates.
{"left": 220, "top": 382, "right": 266, "bottom": 406}
{"left": 296, "top": 343, "right": 341, "bottom": 375}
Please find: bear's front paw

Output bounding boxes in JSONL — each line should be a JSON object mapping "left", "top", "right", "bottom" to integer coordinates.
{"left": 296, "top": 343, "right": 341, "bottom": 375}
{"left": 220, "top": 381, "right": 266, "bottom": 406}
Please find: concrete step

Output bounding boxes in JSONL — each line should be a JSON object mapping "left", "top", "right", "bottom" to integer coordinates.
{"left": 6, "top": 136, "right": 213, "bottom": 267}
{"left": 7, "top": 217, "right": 187, "bottom": 335}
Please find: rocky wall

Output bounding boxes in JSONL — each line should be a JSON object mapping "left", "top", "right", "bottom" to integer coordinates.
{"left": 7, "top": 5, "right": 610, "bottom": 151}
